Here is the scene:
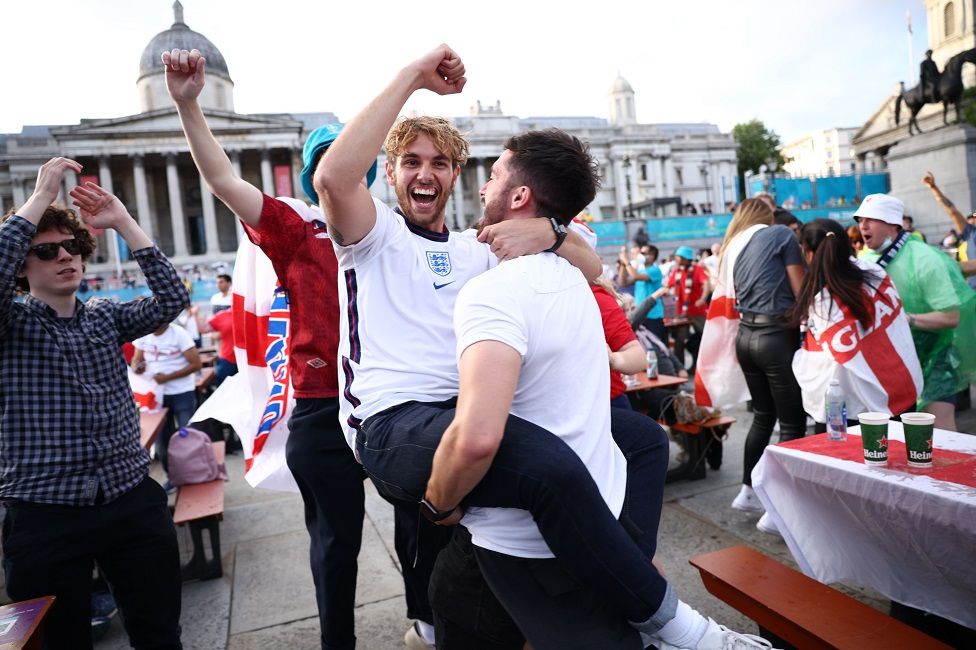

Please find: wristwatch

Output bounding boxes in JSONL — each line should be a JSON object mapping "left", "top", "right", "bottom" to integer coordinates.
{"left": 543, "top": 217, "right": 568, "bottom": 253}
{"left": 420, "top": 498, "right": 456, "bottom": 523}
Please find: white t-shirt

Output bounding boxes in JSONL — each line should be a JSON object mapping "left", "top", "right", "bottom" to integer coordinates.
{"left": 455, "top": 254, "right": 627, "bottom": 558}
{"left": 333, "top": 197, "right": 496, "bottom": 449}
{"left": 210, "top": 291, "right": 232, "bottom": 312}
{"left": 133, "top": 324, "right": 197, "bottom": 395}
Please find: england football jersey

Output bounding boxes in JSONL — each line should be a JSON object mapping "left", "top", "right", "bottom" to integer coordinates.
{"left": 334, "top": 197, "right": 496, "bottom": 449}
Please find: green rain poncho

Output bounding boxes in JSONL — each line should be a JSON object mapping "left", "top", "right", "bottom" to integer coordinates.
{"left": 867, "top": 239, "right": 976, "bottom": 408}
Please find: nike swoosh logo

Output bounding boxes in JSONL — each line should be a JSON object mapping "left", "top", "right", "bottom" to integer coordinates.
{"left": 433, "top": 281, "right": 456, "bottom": 290}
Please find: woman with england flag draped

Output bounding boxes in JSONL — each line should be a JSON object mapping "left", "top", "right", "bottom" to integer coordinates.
{"left": 790, "top": 219, "right": 923, "bottom": 431}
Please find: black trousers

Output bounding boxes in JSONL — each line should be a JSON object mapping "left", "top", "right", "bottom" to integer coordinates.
{"left": 286, "top": 398, "right": 366, "bottom": 650}
{"left": 735, "top": 321, "right": 807, "bottom": 486}
{"left": 1, "top": 477, "right": 182, "bottom": 650}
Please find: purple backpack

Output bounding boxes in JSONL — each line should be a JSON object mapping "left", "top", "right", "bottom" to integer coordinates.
{"left": 168, "top": 427, "right": 227, "bottom": 486}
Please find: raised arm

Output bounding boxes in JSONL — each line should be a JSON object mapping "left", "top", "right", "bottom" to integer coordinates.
{"left": 923, "top": 171, "right": 968, "bottom": 233}
{"left": 70, "top": 182, "right": 189, "bottom": 335}
{"left": 163, "top": 49, "right": 263, "bottom": 226}
{"left": 314, "top": 45, "right": 466, "bottom": 246}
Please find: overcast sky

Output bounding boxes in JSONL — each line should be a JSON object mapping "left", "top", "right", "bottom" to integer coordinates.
{"left": 4, "top": 0, "right": 930, "bottom": 144}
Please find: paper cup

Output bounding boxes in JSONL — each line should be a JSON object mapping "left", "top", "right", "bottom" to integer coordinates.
{"left": 901, "top": 412, "right": 935, "bottom": 468}
{"left": 857, "top": 412, "right": 890, "bottom": 466}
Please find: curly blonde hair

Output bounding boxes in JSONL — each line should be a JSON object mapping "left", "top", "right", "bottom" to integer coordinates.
{"left": 385, "top": 116, "right": 469, "bottom": 167}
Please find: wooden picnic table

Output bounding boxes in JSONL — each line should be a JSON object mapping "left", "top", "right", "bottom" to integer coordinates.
{"left": 139, "top": 407, "right": 169, "bottom": 450}
{"left": 623, "top": 373, "right": 687, "bottom": 393}
{"left": 0, "top": 595, "right": 55, "bottom": 649}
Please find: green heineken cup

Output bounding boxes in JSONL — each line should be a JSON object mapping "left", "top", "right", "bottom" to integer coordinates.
{"left": 901, "top": 412, "right": 935, "bottom": 468}
{"left": 857, "top": 412, "right": 890, "bottom": 466}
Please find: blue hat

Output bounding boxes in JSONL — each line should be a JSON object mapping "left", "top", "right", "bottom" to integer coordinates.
{"left": 675, "top": 245, "right": 695, "bottom": 260}
{"left": 300, "top": 123, "right": 379, "bottom": 205}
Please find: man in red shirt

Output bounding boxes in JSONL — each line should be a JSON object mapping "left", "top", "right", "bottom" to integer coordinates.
{"left": 207, "top": 308, "right": 237, "bottom": 386}
{"left": 164, "top": 48, "right": 410, "bottom": 649}
{"left": 660, "top": 245, "right": 709, "bottom": 371}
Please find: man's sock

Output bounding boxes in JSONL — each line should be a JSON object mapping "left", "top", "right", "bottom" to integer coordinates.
{"left": 654, "top": 601, "right": 710, "bottom": 648}
{"left": 416, "top": 620, "right": 436, "bottom": 645}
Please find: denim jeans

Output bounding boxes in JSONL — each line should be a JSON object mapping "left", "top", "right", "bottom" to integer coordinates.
{"left": 358, "top": 400, "right": 670, "bottom": 622}
{"left": 158, "top": 390, "right": 198, "bottom": 474}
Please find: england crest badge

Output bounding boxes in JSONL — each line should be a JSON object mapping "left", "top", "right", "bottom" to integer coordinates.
{"left": 426, "top": 251, "right": 452, "bottom": 277}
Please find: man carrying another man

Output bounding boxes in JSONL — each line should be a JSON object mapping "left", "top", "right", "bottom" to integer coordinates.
{"left": 316, "top": 44, "right": 771, "bottom": 650}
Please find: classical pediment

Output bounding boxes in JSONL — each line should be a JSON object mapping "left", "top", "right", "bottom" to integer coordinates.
{"left": 51, "top": 108, "right": 303, "bottom": 141}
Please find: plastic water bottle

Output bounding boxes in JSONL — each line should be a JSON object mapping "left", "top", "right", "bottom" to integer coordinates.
{"left": 646, "top": 350, "right": 658, "bottom": 379}
{"left": 825, "top": 380, "right": 847, "bottom": 441}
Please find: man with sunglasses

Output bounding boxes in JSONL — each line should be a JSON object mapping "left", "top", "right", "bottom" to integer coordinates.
{"left": 0, "top": 157, "right": 189, "bottom": 649}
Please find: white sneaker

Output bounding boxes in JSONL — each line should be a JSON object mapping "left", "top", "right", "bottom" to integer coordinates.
{"left": 756, "top": 512, "right": 781, "bottom": 536}
{"left": 404, "top": 622, "right": 434, "bottom": 649}
{"left": 696, "top": 618, "right": 775, "bottom": 649}
{"left": 731, "top": 485, "right": 764, "bottom": 514}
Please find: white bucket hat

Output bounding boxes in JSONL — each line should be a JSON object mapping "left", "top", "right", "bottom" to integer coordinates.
{"left": 853, "top": 194, "right": 904, "bottom": 226}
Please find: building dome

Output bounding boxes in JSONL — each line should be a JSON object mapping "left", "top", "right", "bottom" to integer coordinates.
{"left": 136, "top": 1, "right": 234, "bottom": 113}
{"left": 610, "top": 76, "right": 634, "bottom": 94}
{"left": 137, "top": 1, "right": 231, "bottom": 83}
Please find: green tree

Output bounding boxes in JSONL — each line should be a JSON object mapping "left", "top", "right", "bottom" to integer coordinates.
{"left": 732, "top": 120, "right": 788, "bottom": 201}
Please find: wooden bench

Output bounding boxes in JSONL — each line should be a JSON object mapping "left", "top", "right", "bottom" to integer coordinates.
{"left": 689, "top": 545, "right": 952, "bottom": 649}
{"left": 0, "top": 596, "right": 55, "bottom": 650}
{"left": 172, "top": 441, "right": 225, "bottom": 582}
{"left": 664, "top": 415, "right": 735, "bottom": 482}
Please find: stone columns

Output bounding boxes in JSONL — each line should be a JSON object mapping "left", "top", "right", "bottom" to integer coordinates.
{"left": 260, "top": 150, "right": 274, "bottom": 195}
{"left": 612, "top": 157, "right": 626, "bottom": 218}
{"left": 132, "top": 155, "right": 154, "bottom": 240}
{"left": 63, "top": 168, "right": 78, "bottom": 207}
{"left": 229, "top": 151, "right": 245, "bottom": 242}
{"left": 200, "top": 172, "right": 220, "bottom": 255}
{"left": 292, "top": 149, "right": 303, "bottom": 201}
{"left": 452, "top": 170, "right": 465, "bottom": 230}
{"left": 475, "top": 159, "right": 487, "bottom": 193}
{"left": 165, "top": 154, "right": 189, "bottom": 258}
{"left": 664, "top": 158, "right": 675, "bottom": 196}
{"left": 655, "top": 156, "right": 664, "bottom": 197}
{"left": 11, "top": 178, "right": 26, "bottom": 209}
{"left": 98, "top": 157, "right": 119, "bottom": 265}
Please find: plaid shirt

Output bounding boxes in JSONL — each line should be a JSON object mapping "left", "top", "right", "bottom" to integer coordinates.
{"left": 0, "top": 216, "right": 189, "bottom": 505}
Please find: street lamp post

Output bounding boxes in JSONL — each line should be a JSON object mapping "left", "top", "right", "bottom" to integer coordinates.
{"left": 766, "top": 156, "right": 778, "bottom": 204}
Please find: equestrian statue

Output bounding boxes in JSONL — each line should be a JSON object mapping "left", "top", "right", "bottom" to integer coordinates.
{"left": 895, "top": 47, "right": 976, "bottom": 135}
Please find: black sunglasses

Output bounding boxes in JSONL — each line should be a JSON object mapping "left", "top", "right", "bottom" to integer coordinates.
{"left": 29, "top": 238, "right": 83, "bottom": 261}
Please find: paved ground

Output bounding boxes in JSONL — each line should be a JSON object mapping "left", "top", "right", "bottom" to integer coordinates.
{"left": 76, "top": 397, "right": 976, "bottom": 648}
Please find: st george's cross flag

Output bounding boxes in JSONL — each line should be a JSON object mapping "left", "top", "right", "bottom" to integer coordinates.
{"left": 792, "top": 262, "right": 923, "bottom": 422}
{"left": 189, "top": 234, "right": 298, "bottom": 492}
{"left": 694, "top": 224, "right": 766, "bottom": 408}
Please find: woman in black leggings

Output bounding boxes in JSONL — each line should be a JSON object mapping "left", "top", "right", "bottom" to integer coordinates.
{"left": 719, "top": 200, "right": 807, "bottom": 516}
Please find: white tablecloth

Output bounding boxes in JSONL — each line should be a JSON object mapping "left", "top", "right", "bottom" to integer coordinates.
{"left": 752, "top": 423, "right": 976, "bottom": 629}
